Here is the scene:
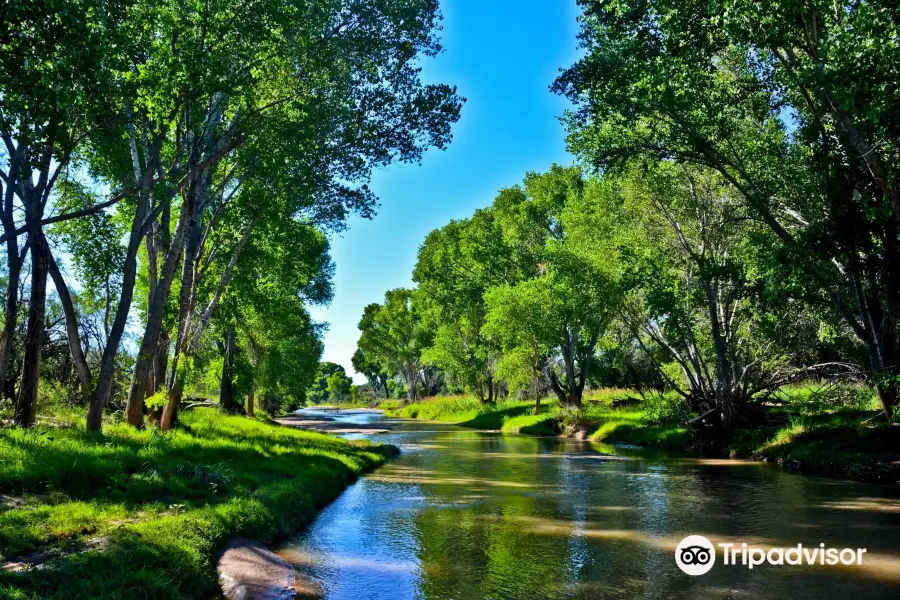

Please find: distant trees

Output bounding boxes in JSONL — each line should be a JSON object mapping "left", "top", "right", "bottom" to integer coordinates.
{"left": 371, "top": 167, "right": 620, "bottom": 412}
{"left": 352, "top": 348, "right": 390, "bottom": 399}
{"left": 488, "top": 167, "right": 618, "bottom": 408}
{"left": 353, "top": 151, "right": 876, "bottom": 444}
{"left": 308, "top": 362, "right": 350, "bottom": 404}
{"left": 357, "top": 290, "right": 433, "bottom": 402}
{"left": 326, "top": 370, "right": 353, "bottom": 404}
{"left": 414, "top": 207, "right": 516, "bottom": 403}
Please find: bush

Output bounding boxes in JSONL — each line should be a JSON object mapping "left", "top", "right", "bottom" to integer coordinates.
{"left": 643, "top": 392, "right": 693, "bottom": 426}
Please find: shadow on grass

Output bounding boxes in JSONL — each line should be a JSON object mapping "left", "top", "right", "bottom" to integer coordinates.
{"left": 594, "top": 422, "right": 690, "bottom": 450}
{"left": 457, "top": 405, "right": 534, "bottom": 430}
{"left": 517, "top": 418, "right": 560, "bottom": 436}
{"left": 0, "top": 528, "right": 213, "bottom": 600}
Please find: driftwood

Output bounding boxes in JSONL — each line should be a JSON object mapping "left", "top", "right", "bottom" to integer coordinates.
{"left": 686, "top": 408, "right": 717, "bottom": 426}
{"left": 183, "top": 400, "right": 218, "bottom": 411}
{"left": 863, "top": 410, "right": 888, "bottom": 425}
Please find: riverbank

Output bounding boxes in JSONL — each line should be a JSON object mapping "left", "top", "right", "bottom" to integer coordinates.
{"left": 379, "top": 391, "right": 899, "bottom": 483}
{"left": 0, "top": 408, "right": 396, "bottom": 600}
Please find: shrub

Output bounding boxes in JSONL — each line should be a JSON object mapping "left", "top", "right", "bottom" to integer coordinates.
{"left": 643, "top": 392, "right": 693, "bottom": 426}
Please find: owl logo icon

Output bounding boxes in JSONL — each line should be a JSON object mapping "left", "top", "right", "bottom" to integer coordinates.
{"left": 675, "top": 535, "right": 716, "bottom": 575}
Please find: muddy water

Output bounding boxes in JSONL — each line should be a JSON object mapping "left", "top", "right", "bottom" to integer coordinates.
{"left": 277, "top": 409, "right": 900, "bottom": 599}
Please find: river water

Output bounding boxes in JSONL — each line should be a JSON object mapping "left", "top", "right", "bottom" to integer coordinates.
{"left": 276, "top": 409, "right": 900, "bottom": 599}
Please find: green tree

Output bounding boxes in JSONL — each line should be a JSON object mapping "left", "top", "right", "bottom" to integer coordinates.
{"left": 486, "top": 166, "right": 617, "bottom": 409}
{"left": 3, "top": 0, "right": 463, "bottom": 430}
{"left": 414, "top": 208, "right": 518, "bottom": 403}
{"left": 357, "top": 290, "right": 433, "bottom": 403}
{"left": 326, "top": 370, "right": 352, "bottom": 404}
{"left": 554, "top": 0, "right": 900, "bottom": 419}
{"left": 352, "top": 348, "right": 390, "bottom": 399}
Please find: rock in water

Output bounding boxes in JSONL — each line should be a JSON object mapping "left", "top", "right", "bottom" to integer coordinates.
{"left": 218, "top": 538, "right": 296, "bottom": 600}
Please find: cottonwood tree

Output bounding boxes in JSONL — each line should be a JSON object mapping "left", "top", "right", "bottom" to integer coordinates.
{"left": 414, "top": 208, "right": 519, "bottom": 403}
{"left": 0, "top": 0, "right": 461, "bottom": 430}
{"left": 223, "top": 214, "right": 333, "bottom": 414}
{"left": 0, "top": 0, "right": 132, "bottom": 425}
{"left": 486, "top": 166, "right": 617, "bottom": 409}
{"left": 603, "top": 165, "right": 783, "bottom": 437}
{"left": 357, "top": 290, "right": 433, "bottom": 403}
{"left": 554, "top": 0, "right": 900, "bottom": 419}
{"left": 351, "top": 348, "right": 390, "bottom": 399}
{"left": 126, "top": 0, "right": 462, "bottom": 430}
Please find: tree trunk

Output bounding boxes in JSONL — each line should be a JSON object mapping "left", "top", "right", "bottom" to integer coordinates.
{"left": 246, "top": 389, "right": 255, "bottom": 417}
{"left": 219, "top": 324, "right": 236, "bottom": 412}
{"left": 549, "top": 370, "right": 569, "bottom": 408}
{"left": 47, "top": 248, "right": 92, "bottom": 406}
{"left": 565, "top": 328, "right": 581, "bottom": 408}
{"left": 14, "top": 233, "right": 48, "bottom": 426}
{"left": 124, "top": 224, "right": 158, "bottom": 424}
{"left": 188, "top": 223, "right": 253, "bottom": 351}
{"left": 475, "top": 376, "right": 485, "bottom": 404}
{"left": 0, "top": 178, "right": 26, "bottom": 401}
{"left": 405, "top": 366, "right": 417, "bottom": 403}
{"left": 87, "top": 163, "right": 157, "bottom": 430}
{"left": 874, "top": 381, "right": 896, "bottom": 420}
{"left": 0, "top": 245, "right": 24, "bottom": 397}
{"left": 704, "top": 282, "right": 735, "bottom": 434}
{"left": 125, "top": 196, "right": 189, "bottom": 426}
{"left": 161, "top": 171, "right": 207, "bottom": 430}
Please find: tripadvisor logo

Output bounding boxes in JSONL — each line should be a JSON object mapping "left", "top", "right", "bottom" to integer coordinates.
{"left": 675, "top": 535, "right": 868, "bottom": 576}
{"left": 676, "top": 535, "right": 716, "bottom": 575}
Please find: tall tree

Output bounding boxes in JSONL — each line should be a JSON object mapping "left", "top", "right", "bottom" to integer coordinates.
{"left": 554, "top": 0, "right": 900, "bottom": 418}
{"left": 357, "top": 290, "right": 433, "bottom": 402}
{"left": 414, "top": 208, "right": 519, "bottom": 403}
{"left": 0, "top": 0, "right": 126, "bottom": 424}
{"left": 352, "top": 348, "right": 390, "bottom": 399}
{"left": 486, "top": 166, "right": 617, "bottom": 408}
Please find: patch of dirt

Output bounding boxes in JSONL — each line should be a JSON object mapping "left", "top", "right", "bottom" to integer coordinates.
{"left": 1, "top": 535, "right": 109, "bottom": 573}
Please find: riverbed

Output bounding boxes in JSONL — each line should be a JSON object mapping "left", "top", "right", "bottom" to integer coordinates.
{"left": 275, "top": 408, "right": 900, "bottom": 599}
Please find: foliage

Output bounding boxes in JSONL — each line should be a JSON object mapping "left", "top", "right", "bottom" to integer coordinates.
{"left": 642, "top": 392, "right": 695, "bottom": 428}
{"left": 553, "top": 0, "right": 900, "bottom": 421}
{"left": 325, "top": 370, "right": 352, "bottom": 404}
{"left": 357, "top": 290, "right": 433, "bottom": 401}
{"left": 414, "top": 207, "right": 517, "bottom": 402}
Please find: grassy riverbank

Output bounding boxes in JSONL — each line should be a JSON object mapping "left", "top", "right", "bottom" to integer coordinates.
{"left": 0, "top": 408, "right": 396, "bottom": 600}
{"left": 379, "top": 388, "right": 899, "bottom": 482}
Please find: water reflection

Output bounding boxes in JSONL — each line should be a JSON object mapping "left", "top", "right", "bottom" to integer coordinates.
{"left": 277, "top": 410, "right": 900, "bottom": 599}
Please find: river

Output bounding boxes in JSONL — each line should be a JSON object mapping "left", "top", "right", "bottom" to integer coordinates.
{"left": 275, "top": 408, "right": 900, "bottom": 599}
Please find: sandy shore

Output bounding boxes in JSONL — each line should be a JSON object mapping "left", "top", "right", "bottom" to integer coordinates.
{"left": 274, "top": 409, "right": 393, "bottom": 434}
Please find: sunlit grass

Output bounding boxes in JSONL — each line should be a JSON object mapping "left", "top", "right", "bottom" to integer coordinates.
{"left": 0, "top": 408, "right": 394, "bottom": 600}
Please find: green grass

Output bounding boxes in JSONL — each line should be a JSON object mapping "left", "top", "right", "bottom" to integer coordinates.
{"left": 576, "top": 399, "right": 689, "bottom": 449}
{"left": 729, "top": 408, "right": 899, "bottom": 480}
{"left": 383, "top": 395, "right": 557, "bottom": 432}
{"left": 0, "top": 408, "right": 396, "bottom": 600}
{"left": 386, "top": 386, "right": 898, "bottom": 481}
{"left": 500, "top": 412, "right": 559, "bottom": 435}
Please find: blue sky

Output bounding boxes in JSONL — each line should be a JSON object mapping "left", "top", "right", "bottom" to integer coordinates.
{"left": 309, "top": 0, "right": 582, "bottom": 382}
